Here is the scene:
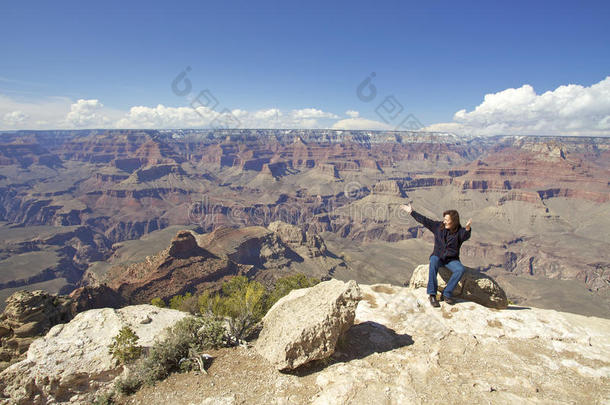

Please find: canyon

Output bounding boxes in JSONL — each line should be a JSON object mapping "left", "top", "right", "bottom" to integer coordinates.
{"left": 0, "top": 129, "right": 608, "bottom": 317}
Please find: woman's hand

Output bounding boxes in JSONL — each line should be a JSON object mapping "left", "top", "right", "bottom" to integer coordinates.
{"left": 400, "top": 203, "right": 413, "bottom": 214}
{"left": 465, "top": 218, "right": 472, "bottom": 231}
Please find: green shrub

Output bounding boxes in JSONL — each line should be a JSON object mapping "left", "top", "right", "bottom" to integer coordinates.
{"left": 142, "top": 316, "right": 204, "bottom": 381}
{"left": 150, "top": 297, "right": 165, "bottom": 308}
{"left": 197, "top": 274, "right": 319, "bottom": 342}
{"left": 214, "top": 276, "right": 267, "bottom": 342}
{"left": 108, "top": 326, "right": 142, "bottom": 365}
{"left": 114, "top": 371, "right": 143, "bottom": 395}
{"left": 113, "top": 315, "right": 228, "bottom": 393}
{"left": 111, "top": 274, "right": 321, "bottom": 397}
{"left": 180, "top": 294, "right": 200, "bottom": 314}
{"left": 169, "top": 292, "right": 201, "bottom": 314}
{"left": 169, "top": 292, "right": 191, "bottom": 310}
{"left": 93, "top": 391, "right": 115, "bottom": 405}
{"left": 198, "top": 291, "right": 212, "bottom": 315}
{"left": 221, "top": 275, "right": 250, "bottom": 297}
{"left": 199, "top": 291, "right": 229, "bottom": 321}
{"left": 267, "top": 273, "right": 319, "bottom": 310}
{"left": 197, "top": 316, "right": 228, "bottom": 349}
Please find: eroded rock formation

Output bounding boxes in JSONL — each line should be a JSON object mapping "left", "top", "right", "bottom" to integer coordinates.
{"left": 0, "top": 130, "right": 608, "bottom": 314}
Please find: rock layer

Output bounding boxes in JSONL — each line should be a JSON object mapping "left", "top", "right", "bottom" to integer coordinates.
{"left": 1, "top": 130, "right": 609, "bottom": 317}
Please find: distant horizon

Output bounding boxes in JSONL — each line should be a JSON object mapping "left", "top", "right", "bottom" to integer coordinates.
{"left": 2, "top": 127, "right": 610, "bottom": 139}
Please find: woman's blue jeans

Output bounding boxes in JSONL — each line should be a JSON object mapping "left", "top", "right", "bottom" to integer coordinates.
{"left": 427, "top": 255, "right": 465, "bottom": 298}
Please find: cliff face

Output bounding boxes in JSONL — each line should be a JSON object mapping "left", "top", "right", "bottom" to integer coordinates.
{"left": 104, "top": 224, "right": 345, "bottom": 303}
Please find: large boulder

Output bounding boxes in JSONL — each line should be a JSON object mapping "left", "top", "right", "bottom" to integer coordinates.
{"left": 0, "top": 305, "right": 188, "bottom": 404}
{"left": 255, "top": 279, "right": 362, "bottom": 371}
{"left": 409, "top": 264, "right": 508, "bottom": 309}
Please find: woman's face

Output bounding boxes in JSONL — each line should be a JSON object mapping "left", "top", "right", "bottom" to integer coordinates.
{"left": 443, "top": 214, "right": 454, "bottom": 229}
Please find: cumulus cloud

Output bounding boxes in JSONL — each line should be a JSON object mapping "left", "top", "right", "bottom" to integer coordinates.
{"left": 4, "top": 77, "right": 608, "bottom": 134}
{"left": 3, "top": 110, "right": 29, "bottom": 126}
{"left": 328, "top": 109, "right": 393, "bottom": 130}
{"left": 331, "top": 116, "right": 392, "bottom": 130}
{"left": 115, "top": 105, "right": 213, "bottom": 128}
{"left": 426, "top": 76, "right": 610, "bottom": 136}
{"left": 0, "top": 93, "right": 343, "bottom": 130}
{"left": 115, "top": 105, "right": 340, "bottom": 129}
{"left": 0, "top": 95, "right": 125, "bottom": 130}
{"left": 291, "top": 108, "right": 338, "bottom": 119}
{"left": 64, "top": 99, "right": 112, "bottom": 128}
{"left": 230, "top": 107, "right": 338, "bottom": 128}
{"left": 0, "top": 93, "right": 390, "bottom": 130}
{"left": 0, "top": 94, "right": 71, "bottom": 129}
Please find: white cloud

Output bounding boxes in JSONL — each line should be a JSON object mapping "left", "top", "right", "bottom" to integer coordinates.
{"left": 106, "top": 106, "right": 336, "bottom": 130}
{"left": 0, "top": 94, "right": 395, "bottom": 130}
{"left": 113, "top": 105, "right": 341, "bottom": 129}
{"left": 0, "top": 93, "right": 344, "bottom": 130}
{"left": 426, "top": 76, "right": 610, "bottom": 136}
{"left": 291, "top": 108, "right": 338, "bottom": 119}
{"left": 0, "top": 95, "right": 125, "bottom": 130}
{"left": 64, "top": 99, "right": 111, "bottom": 128}
{"left": 4, "top": 76, "right": 609, "bottom": 134}
{"left": 3, "top": 110, "right": 29, "bottom": 126}
{"left": 115, "top": 105, "right": 213, "bottom": 128}
{"left": 0, "top": 94, "right": 71, "bottom": 129}
{"left": 330, "top": 109, "right": 393, "bottom": 130}
{"left": 331, "top": 117, "right": 392, "bottom": 130}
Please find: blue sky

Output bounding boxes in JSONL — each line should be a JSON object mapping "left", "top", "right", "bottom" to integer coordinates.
{"left": 1, "top": 0, "right": 609, "bottom": 134}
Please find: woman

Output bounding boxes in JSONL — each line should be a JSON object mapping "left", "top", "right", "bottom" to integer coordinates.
{"left": 400, "top": 203, "right": 472, "bottom": 307}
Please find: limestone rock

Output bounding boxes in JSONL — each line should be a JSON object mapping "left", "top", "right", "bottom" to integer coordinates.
{"left": 409, "top": 263, "right": 508, "bottom": 309}
{"left": 0, "top": 290, "right": 74, "bottom": 368}
{"left": 80, "top": 285, "right": 610, "bottom": 404}
{"left": 2, "top": 290, "right": 72, "bottom": 325}
{"left": 0, "top": 305, "right": 188, "bottom": 404}
{"left": 255, "top": 279, "right": 362, "bottom": 370}
{"left": 311, "top": 284, "right": 610, "bottom": 405}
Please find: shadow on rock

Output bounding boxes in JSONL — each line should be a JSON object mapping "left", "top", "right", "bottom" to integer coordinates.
{"left": 289, "top": 321, "right": 413, "bottom": 376}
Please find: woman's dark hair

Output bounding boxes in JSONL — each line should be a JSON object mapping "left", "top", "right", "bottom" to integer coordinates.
{"left": 442, "top": 209, "right": 461, "bottom": 232}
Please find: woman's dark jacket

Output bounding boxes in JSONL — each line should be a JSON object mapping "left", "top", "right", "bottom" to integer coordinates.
{"left": 410, "top": 210, "right": 471, "bottom": 262}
